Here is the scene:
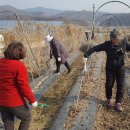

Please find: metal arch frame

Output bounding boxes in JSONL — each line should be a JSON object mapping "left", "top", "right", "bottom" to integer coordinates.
{"left": 95, "top": 14, "right": 125, "bottom": 26}
{"left": 96, "top": 20, "right": 111, "bottom": 40}
{"left": 99, "top": 18, "right": 119, "bottom": 27}
{"left": 98, "top": 18, "right": 112, "bottom": 33}
{"left": 97, "top": 18, "right": 120, "bottom": 40}
{"left": 95, "top": 13, "right": 126, "bottom": 34}
{"left": 93, "top": 1, "right": 130, "bottom": 37}
{"left": 99, "top": 18, "right": 120, "bottom": 33}
{"left": 94, "top": 1, "right": 130, "bottom": 18}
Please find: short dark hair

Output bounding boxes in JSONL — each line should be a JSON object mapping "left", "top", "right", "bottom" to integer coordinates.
{"left": 110, "top": 29, "right": 120, "bottom": 39}
{"left": 4, "top": 41, "right": 26, "bottom": 60}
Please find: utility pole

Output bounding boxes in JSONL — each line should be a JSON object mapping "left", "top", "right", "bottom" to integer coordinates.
{"left": 92, "top": 4, "right": 95, "bottom": 39}
{"left": 107, "top": 18, "right": 112, "bottom": 39}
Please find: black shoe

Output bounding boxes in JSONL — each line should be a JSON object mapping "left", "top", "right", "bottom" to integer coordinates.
{"left": 67, "top": 69, "right": 71, "bottom": 74}
{"left": 54, "top": 70, "right": 60, "bottom": 75}
{"left": 106, "top": 99, "right": 112, "bottom": 108}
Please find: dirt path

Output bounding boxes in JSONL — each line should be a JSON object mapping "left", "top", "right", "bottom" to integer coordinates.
{"left": 13, "top": 49, "right": 130, "bottom": 130}
{"left": 64, "top": 51, "right": 130, "bottom": 130}
{"left": 64, "top": 53, "right": 103, "bottom": 130}
{"left": 25, "top": 53, "right": 84, "bottom": 130}
{"left": 49, "top": 53, "right": 93, "bottom": 130}
{"left": 33, "top": 51, "right": 80, "bottom": 101}
{"left": 94, "top": 53, "right": 130, "bottom": 130}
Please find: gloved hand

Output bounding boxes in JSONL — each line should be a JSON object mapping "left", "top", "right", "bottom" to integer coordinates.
{"left": 32, "top": 101, "right": 38, "bottom": 108}
{"left": 83, "top": 57, "right": 88, "bottom": 63}
{"left": 58, "top": 57, "right": 61, "bottom": 62}
{"left": 83, "top": 58, "right": 87, "bottom": 72}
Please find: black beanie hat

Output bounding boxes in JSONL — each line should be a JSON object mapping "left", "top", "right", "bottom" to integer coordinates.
{"left": 110, "top": 29, "right": 120, "bottom": 39}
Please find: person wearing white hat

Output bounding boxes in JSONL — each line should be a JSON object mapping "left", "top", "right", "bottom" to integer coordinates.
{"left": 45, "top": 35, "right": 71, "bottom": 74}
{"left": 0, "top": 34, "right": 4, "bottom": 42}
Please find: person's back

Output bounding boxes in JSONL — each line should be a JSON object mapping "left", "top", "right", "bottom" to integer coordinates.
{"left": 45, "top": 35, "right": 71, "bottom": 74}
{"left": 85, "top": 38, "right": 127, "bottom": 71}
{"left": 0, "top": 59, "right": 28, "bottom": 106}
{"left": 103, "top": 40, "right": 125, "bottom": 70}
{"left": 0, "top": 41, "right": 38, "bottom": 130}
{"left": 50, "top": 38, "right": 68, "bottom": 59}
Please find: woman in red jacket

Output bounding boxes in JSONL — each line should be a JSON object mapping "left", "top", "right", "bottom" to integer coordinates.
{"left": 0, "top": 41, "right": 38, "bottom": 130}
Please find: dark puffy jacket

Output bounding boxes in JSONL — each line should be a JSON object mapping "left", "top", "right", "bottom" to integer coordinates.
{"left": 50, "top": 38, "right": 69, "bottom": 64}
{"left": 84, "top": 39, "right": 130, "bottom": 70}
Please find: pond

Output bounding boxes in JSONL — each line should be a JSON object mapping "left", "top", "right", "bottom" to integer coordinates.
{"left": 0, "top": 20, "right": 64, "bottom": 29}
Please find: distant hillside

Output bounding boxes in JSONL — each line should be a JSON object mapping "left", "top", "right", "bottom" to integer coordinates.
{"left": 95, "top": 13, "right": 130, "bottom": 26}
{"left": 51, "top": 10, "right": 93, "bottom": 25}
{"left": 0, "top": 5, "right": 96, "bottom": 25}
{"left": 0, "top": 5, "right": 49, "bottom": 20}
{"left": 0, "top": 5, "right": 130, "bottom": 26}
{"left": 117, "top": 13, "right": 130, "bottom": 26}
{"left": 25, "top": 7, "right": 63, "bottom": 16}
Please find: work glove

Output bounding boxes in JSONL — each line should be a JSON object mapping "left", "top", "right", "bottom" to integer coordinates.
{"left": 83, "top": 58, "right": 87, "bottom": 72}
{"left": 58, "top": 57, "right": 61, "bottom": 62}
{"left": 32, "top": 101, "right": 38, "bottom": 108}
{"left": 83, "top": 57, "right": 88, "bottom": 63}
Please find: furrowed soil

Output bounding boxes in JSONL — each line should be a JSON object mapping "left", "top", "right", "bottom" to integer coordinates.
{"left": 65, "top": 52, "right": 130, "bottom": 130}
{"left": 15, "top": 53, "right": 84, "bottom": 130}
{"left": 15, "top": 48, "right": 130, "bottom": 130}
{"left": 64, "top": 54, "right": 102, "bottom": 129}
{"left": 94, "top": 53, "right": 130, "bottom": 130}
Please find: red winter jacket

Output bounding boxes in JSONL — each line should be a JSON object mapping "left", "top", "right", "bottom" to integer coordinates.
{"left": 0, "top": 58, "right": 36, "bottom": 107}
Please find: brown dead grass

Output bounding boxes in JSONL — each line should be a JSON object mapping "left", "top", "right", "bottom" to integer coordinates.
{"left": 27, "top": 54, "right": 84, "bottom": 130}
{"left": 94, "top": 53, "right": 130, "bottom": 130}
{"left": 64, "top": 54, "right": 102, "bottom": 129}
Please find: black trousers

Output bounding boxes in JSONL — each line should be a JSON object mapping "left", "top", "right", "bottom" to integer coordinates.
{"left": 0, "top": 105, "right": 31, "bottom": 130}
{"left": 56, "top": 59, "right": 71, "bottom": 73}
{"left": 105, "top": 67, "right": 125, "bottom": 103}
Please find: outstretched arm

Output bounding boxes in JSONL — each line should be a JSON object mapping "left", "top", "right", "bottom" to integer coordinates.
{"left": 84, "top": 42, "right": 106, "bottom": 58}
{"left": 17, "top": 63, "right": 36, "bottom": 104}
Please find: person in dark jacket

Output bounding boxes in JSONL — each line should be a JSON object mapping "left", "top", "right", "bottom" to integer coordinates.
{"left": 0, "top": 42, "right": 38, "bottom": 130}
{"left": 84, "top": 29, "right": 130, "bottom": 112}
{"left": 45, "top": 35, "right": 71, "bottom": 74}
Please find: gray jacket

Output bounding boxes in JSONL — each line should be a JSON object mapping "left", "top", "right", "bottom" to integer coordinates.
{"left": 50, "top": 38, "right": 69, "bottom": 64}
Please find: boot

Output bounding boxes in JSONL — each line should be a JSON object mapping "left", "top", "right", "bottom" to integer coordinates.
{"left": 67, "top": 68, "right": 71, "bottom": 74}
{"left": 54, "top": 70, "right": 60, "bottom": 75}
{"left": 115, "top": 103, "right": 123, "bottom": 112}
{"left": 64, "top": 61, "right": 71, "bottom": 74}
{"left": 106, "top": 99, "right": 112, "bottom": 108}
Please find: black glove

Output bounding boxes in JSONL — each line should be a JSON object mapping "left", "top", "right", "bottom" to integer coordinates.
{"left": 50, "top": 55, "right": 52, "bottom": 59}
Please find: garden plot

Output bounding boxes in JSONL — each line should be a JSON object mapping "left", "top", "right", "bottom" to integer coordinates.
{"left": 65, "top": 53, "right": 103, "bottom": 130}
{"left": 94, "top": 53, "right": 130, "bottom": 130}
{"left": 15, "top": 54, "right": 84, "bottom": 130}
{"left": 64, "top": 52, "right": 130, "bottom": 130}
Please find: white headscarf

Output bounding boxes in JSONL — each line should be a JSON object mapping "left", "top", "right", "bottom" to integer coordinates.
{"left": 0, "top": 34, "right": 4, "bottom": 42}
{"left": 45, "top": 35, "right": 53, "bottom": 43}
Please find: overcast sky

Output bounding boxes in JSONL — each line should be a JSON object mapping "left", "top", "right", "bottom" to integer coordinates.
{"left": 0, "top": 0, "right": 130, "bottom": 13}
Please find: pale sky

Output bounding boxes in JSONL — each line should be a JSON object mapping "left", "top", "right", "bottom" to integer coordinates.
{"left": 0, "top": 0, "right": 130, "bottom": 13}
